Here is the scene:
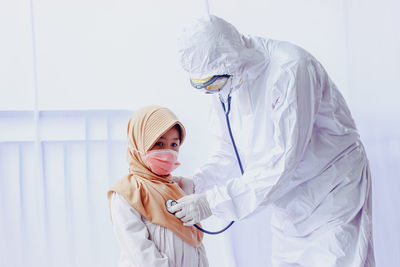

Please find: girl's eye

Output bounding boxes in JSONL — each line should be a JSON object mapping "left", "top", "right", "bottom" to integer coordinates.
{"left": 171, "top": 143, "right": 179, "bottom": 147}
{"left": 155, "top": 142, "right": 163, "bottom": 146}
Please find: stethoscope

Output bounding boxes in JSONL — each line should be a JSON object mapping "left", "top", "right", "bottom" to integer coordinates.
{"left": 166, "top": 94, "right": 244, "bottom": 234}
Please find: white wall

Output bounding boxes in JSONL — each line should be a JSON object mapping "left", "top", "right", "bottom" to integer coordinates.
{"left": 0, "top": 0, "right": 35, "bottom": 110}
{"left": 1, "top": 0, "right": 399, "bottom": 266}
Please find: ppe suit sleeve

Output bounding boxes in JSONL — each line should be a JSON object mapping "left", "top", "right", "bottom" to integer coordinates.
{"left": 193, "top": 98, "right": 243, "bottom": 193}
{"left": 110, "top": 192, "right": 170, "bottom": 267}
{"left": 206, "top": 58, "right": 323, "bottom": 221}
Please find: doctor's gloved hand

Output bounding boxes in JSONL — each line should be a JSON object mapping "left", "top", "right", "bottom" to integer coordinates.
{"left": 172, "top": 176, "right": 194, "bottom": 195}
{"left": 168, "top": 193, "right": 212, "bottom": 226}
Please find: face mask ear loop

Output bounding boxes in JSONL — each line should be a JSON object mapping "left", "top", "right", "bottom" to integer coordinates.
{"left": 127, "top": 145, "right": 148, "bottom": 173}
{"left": 128, "top": 144, "right": 145, "bottom": 156}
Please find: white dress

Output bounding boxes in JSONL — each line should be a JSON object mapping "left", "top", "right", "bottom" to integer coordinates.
{"left": 110, "top": 192, "right": 209, "bottom": 267}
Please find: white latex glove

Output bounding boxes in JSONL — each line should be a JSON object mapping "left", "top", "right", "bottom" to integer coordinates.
{"left": 172, "top": 176, "right": 194, "bottom": 195}
{"left": 167, "top": 193, "right": 212, "bottom": 226}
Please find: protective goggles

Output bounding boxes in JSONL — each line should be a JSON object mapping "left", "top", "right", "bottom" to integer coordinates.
{"left": 190, "top": 74, "right": 231, "bottom": 93}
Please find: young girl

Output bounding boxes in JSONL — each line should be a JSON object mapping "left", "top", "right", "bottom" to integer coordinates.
{"left": 108, "top": 106, "right": 208, "bottom": 267}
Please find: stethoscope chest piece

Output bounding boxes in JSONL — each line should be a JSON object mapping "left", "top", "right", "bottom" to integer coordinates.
{"left": 165, "top": 199, "right": 178, "bottom": 214}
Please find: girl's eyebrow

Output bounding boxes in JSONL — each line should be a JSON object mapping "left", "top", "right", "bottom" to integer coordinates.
{"left": 159, "top": 136, "right": 179, "bottom": 140}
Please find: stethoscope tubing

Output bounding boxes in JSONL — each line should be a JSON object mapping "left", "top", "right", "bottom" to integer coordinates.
{"left": 192, "top": 95, "right": 244, "bottom": 234}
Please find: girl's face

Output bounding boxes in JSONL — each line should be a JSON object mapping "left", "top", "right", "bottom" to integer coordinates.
{"left": 150, "top": 126, "right": 180, "bottom": 152}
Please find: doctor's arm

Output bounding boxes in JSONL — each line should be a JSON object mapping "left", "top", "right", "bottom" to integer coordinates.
{"left": 205, "top": 59, "right": 323, "bottom": 221}
{"left": 171, "top": 58, "right": 324, "bottom": 224}
{"left": 110, "top": 192, "right": 170, "bottom": 267}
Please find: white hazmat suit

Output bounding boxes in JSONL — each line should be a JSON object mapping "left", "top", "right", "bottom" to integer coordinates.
{"left": 174, "top": 15, "right": 375, "bottom": 267}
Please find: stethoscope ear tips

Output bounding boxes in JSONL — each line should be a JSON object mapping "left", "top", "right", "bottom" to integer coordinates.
{"left": 165, "top": 199, "right": 178, "bottom": 214}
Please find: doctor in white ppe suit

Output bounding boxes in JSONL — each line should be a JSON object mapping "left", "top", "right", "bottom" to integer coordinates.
{"left": 169, "top": 15, "right": 375, "bottom": 267}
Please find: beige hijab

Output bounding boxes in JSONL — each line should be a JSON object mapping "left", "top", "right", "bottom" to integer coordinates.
{"left": 107, "top": 106, "right": 203, "bottom": 247}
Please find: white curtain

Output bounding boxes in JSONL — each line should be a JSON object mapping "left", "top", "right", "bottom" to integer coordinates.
{"left": 0, "top": 111, "right": 130, "bottom": 267}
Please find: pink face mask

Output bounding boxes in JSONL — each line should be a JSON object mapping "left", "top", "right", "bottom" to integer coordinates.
{"left": 145, "top": 149, "right": 180, "bottom": 176}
